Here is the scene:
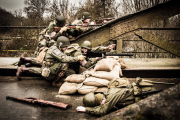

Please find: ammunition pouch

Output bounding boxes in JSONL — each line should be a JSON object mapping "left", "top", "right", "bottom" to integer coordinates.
{"left": 41, "top": 68, "right": 50, "bottom": 77}
{"left": 43, "top": 59, "right": 56, "bottom": 67}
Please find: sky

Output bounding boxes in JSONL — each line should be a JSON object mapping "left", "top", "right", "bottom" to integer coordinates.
{"left": 0, "top": 0, "right": 80, "bottom": 13}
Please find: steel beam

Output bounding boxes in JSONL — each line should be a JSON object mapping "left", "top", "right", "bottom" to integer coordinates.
{"left": 135, "top": 31, "right": 180, "bottom": 57}
{"left": 73, "top": 0, "right": 180, "bottom": 50}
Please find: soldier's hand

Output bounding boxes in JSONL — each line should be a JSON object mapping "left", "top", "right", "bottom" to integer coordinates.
{"left": 77, "top": 55, "right": 86, "bottom": 61}
{"left": 75, "top": 26, "right": 81, "bottom": 30}
{"left": 60, "top": 26, "right": 68, "bottom": 33}
{"left": 76, "top": 106, "right": 86, "bottom": 112}
{"left": 106, "top": 44, "right": 116, "bottom": 50}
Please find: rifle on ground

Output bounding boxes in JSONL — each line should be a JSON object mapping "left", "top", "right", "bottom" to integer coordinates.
{"left": 134, "top": 89, "right": 163, "bottom": 98}
{"left": 54, "top": 24, "right": 103, "bottom": 32}
{"left": 82, "top": 50, "right": 133, "bottom": 58}
{"left": 94, "top": 18, "right": 115, "bottom": 24}
{"left": 6, "top": 96, "right": 72, "bottom": 109}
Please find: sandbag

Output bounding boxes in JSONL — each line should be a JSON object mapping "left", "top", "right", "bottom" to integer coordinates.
{"left": 94, "top": 58, "right": 117, "bottom": 72}
{"left": 83, "top": 77, "right": 110, "bottom": 87}
{"left": 118, "top": 58, "right": 127, "bottom": 69}
{"left": 91, "top": 62, "right": 122, "bottom": 80}
{"left": 65, "top": 74, "right": 86, "bottom": 83}
{"left": 106, "top": 56, "right": 119, "bottom": 61}
{"left": 107, "top": 77, "right": 130, "bottom": 88}
{"left": 95, "top": 87, "right": 108, "bottom": 93}
{"left": 78, "top": 85, "right": 98, "bottom": 94}
{"left": 58, "top": 82, "right": 78, "bottom": 95}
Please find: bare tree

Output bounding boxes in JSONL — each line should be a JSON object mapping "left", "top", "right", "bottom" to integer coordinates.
{"left": 24, "top": 0, "right": 50, "bottom": 26}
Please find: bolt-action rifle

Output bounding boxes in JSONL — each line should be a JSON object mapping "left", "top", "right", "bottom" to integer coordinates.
{"left": 134, "top": 89, "right": 163, "bottom": 98}
{"left": 82, "top": 50, "right": 133, "bottom": 58}
{"left": 6, "top": 96, "right": 72, "bottom": 109}
{"left": 54, "top": 24, "right": 102, "bottom": 32}
{"left": 94, "top": 18, "right": 115, "bottom": 24}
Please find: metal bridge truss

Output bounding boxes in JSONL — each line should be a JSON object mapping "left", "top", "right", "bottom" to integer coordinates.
{"left": 72, "top": 0, "right": 180, "bottom": 58}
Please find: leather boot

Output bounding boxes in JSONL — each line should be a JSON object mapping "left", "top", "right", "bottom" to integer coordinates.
{"left": 52, "top": 70, "right": 65, "bottom": 87}
{"left": 18, "top": 57, "right": 32, "bottom": 66}
{"left": 25, "top": 63, "right": 32, "bottom": 67}
{"left": 16, "top": 67, "right": 29, "bottom": 80}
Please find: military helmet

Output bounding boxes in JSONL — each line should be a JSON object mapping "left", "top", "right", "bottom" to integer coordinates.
{"left": 56, "top": 36, "right": 70, "bottom": 48}
{"left": 83, "top": 92, "right": 96, "bottom": 107}
{"left": 82, "top": 12, "right": 91, "bottom": 20}
{"left": 56, "top": 16, "right": 66, "bottom": 27}
{"left": 81, "top": 40, "right": 92, "bottom": 49}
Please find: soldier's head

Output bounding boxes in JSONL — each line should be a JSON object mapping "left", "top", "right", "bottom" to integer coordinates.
{"left": 82, "top": 12, "right": 91, "bottom": 23}
{"left": 56, "top": 36, "right": 70, "bottom": 51}
{"left": 83, "top": 92, "right": 105, "bottom": 107}
{"left": 56, "top": 16, "right": 66, "bottom": 27}
{"left": 81, "top": 40, "right": 92, "bottom": 53}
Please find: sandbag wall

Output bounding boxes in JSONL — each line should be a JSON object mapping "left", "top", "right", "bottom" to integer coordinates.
{"left": 58, "top": 57, "right": 127, "bottom": 95}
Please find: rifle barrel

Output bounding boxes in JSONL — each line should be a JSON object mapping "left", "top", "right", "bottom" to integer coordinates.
{"left": 143, "top": 80, "right": 175, "bottom": 85}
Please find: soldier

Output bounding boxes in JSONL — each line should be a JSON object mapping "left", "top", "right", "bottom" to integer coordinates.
{"left": 76, "top": 78, "right": 158, "bottom": 116}
{"left": 68, "top": 12, "right": 94, "bottom": 38}
{"left": 16, "top": 36, "right": 86, "bottom": 86}
{"left": 64, "top": 43, "right": 82, "bottom": 76}
{"left": 18, "top": 16, "right": 68, "bottom": 67}
{"left": 80, "top": 40, "right": 116, "bottom": 69}
{"left": 18, "top": 39, "right": 56, "bottom": 67}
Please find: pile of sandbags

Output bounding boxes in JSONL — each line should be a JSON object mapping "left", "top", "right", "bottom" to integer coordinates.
{"left": 58, "top": 58, "right": 125, "bottom": 95}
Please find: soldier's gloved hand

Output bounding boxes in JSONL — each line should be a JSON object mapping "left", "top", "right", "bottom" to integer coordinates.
{"left": 77, "top": 55, "right": 86, "bottom": 61}
{"left": 105, "top": 44, "right": 116, "bottom": 50}
{"left": 60, "top": 26, "right": 68, "bottom": 33}
{"left": 76, "top": 106, "right": 86, "bottom": 112}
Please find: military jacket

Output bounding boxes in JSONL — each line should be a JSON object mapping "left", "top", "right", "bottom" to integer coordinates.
{"left": 44, "top": 45, "right": 78, "bottom": 63}
{"left": 64, "top": 44, "right": 82, "bottom": 73}
{"left": 86, "top": 88, "right": 130, "bottom": 116}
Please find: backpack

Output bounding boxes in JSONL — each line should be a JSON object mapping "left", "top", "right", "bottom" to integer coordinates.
{"left": 107, "top": 77, "right": 130, "bottom": 88}
{"left": 37, "top": 47, "right": 49, "bottom": 63}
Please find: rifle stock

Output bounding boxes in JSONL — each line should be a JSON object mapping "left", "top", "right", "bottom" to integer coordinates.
{"left": 6, "top": 96, "right": 72, "bottom": 109}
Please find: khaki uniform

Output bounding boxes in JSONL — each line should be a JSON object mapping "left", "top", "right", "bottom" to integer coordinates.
{"left": 64, "top": 44, "right": 82, "bottom": 76}
{"left": 85, "top": 86, "right": 155, "bottom": 116}
{"left": 29, "top": 45, "right": 78, "bottom": 81}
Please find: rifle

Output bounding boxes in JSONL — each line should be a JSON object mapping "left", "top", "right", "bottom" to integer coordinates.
{"left": 94, "top": 18, "right": 115, "bottom": 24}
{"left": 142, "top": 80, "right": 175, "bottom": 85}
{"left": 54, "top": 24, "right": 102, "bottom": 32}
{"left": 134, "top": 89, "right": 163, "bottom": 98}
{"left": 82, "top": 50, "right": 133, "bottom": 58}
{"left": 6, "top": 96, "right": 72, "bottom": 109}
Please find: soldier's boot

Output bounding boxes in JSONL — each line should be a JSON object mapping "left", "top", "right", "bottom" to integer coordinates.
{"left": 25, "top": 63, "right": 32, "bottom": 67}
{"left": 16, "top": 67, "right": 29, "bottom": 80}
{"left": 18, "top": 57, "right": 32, "bottom": 66}
{"left": 52, "top": 70, "right": 65, "bottom": 87}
